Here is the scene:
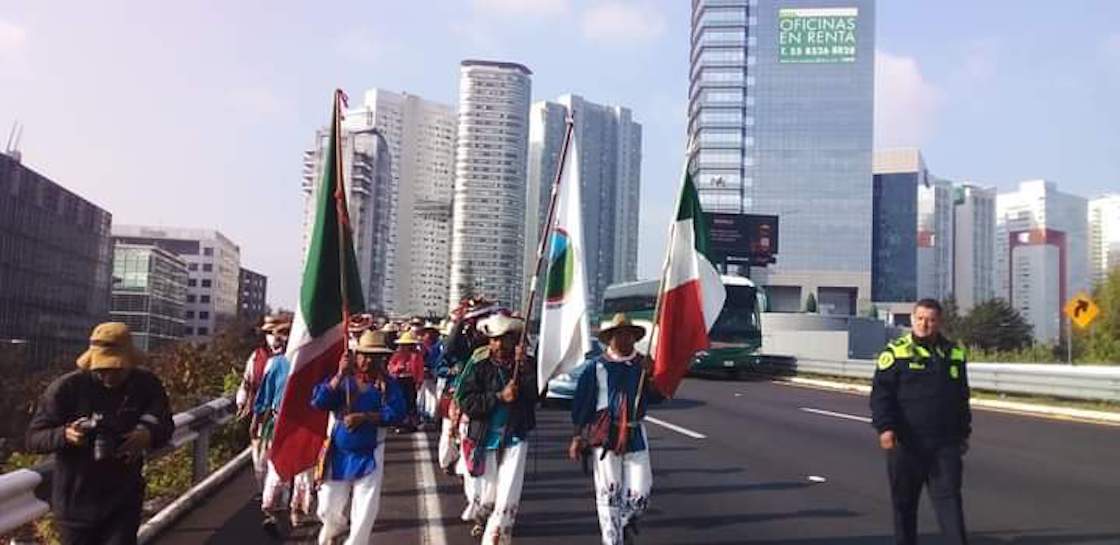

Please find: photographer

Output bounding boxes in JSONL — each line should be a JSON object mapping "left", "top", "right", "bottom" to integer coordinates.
{"left": 26, "top": 322, "right": 174, "bottom": 545}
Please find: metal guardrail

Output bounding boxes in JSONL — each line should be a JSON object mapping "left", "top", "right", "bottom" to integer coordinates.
{"left": 790, "top": 359, "right": 1120, "bottom": 402}
{"left": 0, "top": 396, "right": 236, "bottom": 536}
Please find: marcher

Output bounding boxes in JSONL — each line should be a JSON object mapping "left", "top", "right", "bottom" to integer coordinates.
{"left": 569, "top": 314, "right": 664, "bottom": 545}
{"left": 26, "top": 322, "right": 175, "bottom": 545}
{"left": 871, "top": 298, "right": 972, "bottom": 545}
{"left": 252, "top": 317, "right": 315, "bottom": 535}
{"left": 418, "top": 321, "right": 444, "bottom": 425}
{"left": 236, "top": 315, "right": 286, "bottom": 494}
{"left": 457, "top": 313, "right": 537, "bottom": 545}
{"left": 312, "top": 330, "right": 407, "bottom": 545}
{"left": 388, "top": 329, "right": 425, "bottom": 432}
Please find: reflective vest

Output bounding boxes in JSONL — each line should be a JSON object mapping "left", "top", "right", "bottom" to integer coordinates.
{"left": 878, "top": 334, "right": 966, "bottom": 380}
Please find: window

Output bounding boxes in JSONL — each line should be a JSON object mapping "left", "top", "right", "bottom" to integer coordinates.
{"left": 199, "top": 311, "right": 210, "bottom": 320}
{"left": 202, "top": 264, "right": 212, "bottom": 272}
{"left": 187, "top": 279, "right": 197, "bottom": 287}
{"left": 185, "top": 327, "right": 194, "bottom": 335}
{"left": 203, "top": 247, "right": 214, "bottom": 257}
{"left": 197, "top": 327, "right": 209, "bottom": 336}
{"left": 188, "top": 263, "right": 198, "bottom": 271}
{"left": 200, "top": 295, "right": 211, "bottom": 303}
{"left": 187, "top": 295, "right": 196, "bottom": 303}
{"left": 186, "top": 311, "right": 195, "bottom": 319}
{"left": 201, "top": 279, "right": 212, "bottom": 288}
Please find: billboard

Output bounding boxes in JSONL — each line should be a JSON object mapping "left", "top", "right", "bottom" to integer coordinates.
{"left": 778, "top": 7, "right": 858, "bottom": 64}
{"left": 706, "top": 213, "right": 779, "bottom": 266}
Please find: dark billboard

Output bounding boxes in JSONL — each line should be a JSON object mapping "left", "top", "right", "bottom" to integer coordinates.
{"left": 706, "top": 213, "right": 779, "bottom": 266}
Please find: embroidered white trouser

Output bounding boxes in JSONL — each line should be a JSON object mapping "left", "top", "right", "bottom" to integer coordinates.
{"left": 315, "top": 438, "right": 387, "bottom": 545}
{"left": 250, "top": 437, "right": 268, "bottom": 492}
{"left": 439, "top": 416, "right": 459, "bottom": 470}
{"left": 262, "top": 464, "right": 315, "bottom": 514}
{"left": 592, "top": 447, "right": 652, "bottom": 545}
{"left": 477, "top": 441, "right": 529, "bottom": 545}
{"left": 418, "top": 377, "right": 438, "bottom": 420}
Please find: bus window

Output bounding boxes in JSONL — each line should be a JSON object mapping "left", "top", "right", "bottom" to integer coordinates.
{"left": 603, "top": 295, "right": 657, "bottom": 315}
{"left": 710, "top": 286, "right": 760, "bottom": 342}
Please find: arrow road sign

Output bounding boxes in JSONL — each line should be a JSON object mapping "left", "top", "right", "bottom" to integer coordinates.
{"left": 1064, "top": 293, "right": 1100, "bottom": 329}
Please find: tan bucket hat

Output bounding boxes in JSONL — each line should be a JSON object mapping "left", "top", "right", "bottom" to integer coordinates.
{"left": 597, "top": 313, "right": 647, "bottom": 343}
{"left": 394, "top": 330, "right": 421, "bottom": 345}
{"left": 354, "top": 330, "right": 393, "bottom": 354}
{"left": 76, "top": 322, "right": 145, "bottom": 370}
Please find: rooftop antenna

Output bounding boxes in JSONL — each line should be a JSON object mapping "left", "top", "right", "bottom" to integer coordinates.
{"left": 5, "top": 122, "right": 22, "bottom": 162}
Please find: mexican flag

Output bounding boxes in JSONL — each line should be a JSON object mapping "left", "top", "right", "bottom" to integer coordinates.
{"left": 650, "top": 171, "right": 726, "bottom": 397}
{"left": 270, "top": 91, "right": 366, "bottom": 479}
{"left": 537, "top": 125, "right": 590, "bottom": 393}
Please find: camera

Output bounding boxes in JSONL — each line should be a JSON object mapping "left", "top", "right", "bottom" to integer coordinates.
{"left": 77, "top": 413, "right": 120, "bottom": 462}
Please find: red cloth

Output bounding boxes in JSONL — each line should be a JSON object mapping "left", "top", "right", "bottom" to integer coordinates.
{"left": 388, "top": 349, "right": 425, "bottom": 381}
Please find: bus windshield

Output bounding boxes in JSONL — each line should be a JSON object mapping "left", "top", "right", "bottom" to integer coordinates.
{"left": 709, "top": 285, "right": 760, "bottom": 343}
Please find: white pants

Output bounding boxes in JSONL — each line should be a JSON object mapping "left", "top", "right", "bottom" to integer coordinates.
{"left": 438, "top": 417, "right": 459, "bottom": 470}
{"left": 316, "top": 440, "right": 387, "bottom": 545}
{"left": 592, "top": 448, "right": 652, "bottom": 545}
{"left": 263, "top": 463, "right": 315, "bottom": 514}
{"left": 251, "top": 437, "right": 268, "bottom": 492}
{"left": 477, "top": 441, "right": 529, "bottom": 545}
{"left": 418, "top": 377, "right": 438, "bottom": 420}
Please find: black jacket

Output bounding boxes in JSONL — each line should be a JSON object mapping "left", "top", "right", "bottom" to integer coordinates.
{"left": 457, "top": 356, "right": 538, "bottom": 449}
{"left": 26, "top": 368, "right": 174, "bottom": 524}
{"left": 870, "top": 334, "right": 971, "bottom": 449}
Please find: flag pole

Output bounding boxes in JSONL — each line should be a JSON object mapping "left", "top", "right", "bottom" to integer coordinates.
{"left": 516, "top": 114, "right": 576, "bottom": 381}
{"left": 635, "top": 146, "right": 696, "bottom": 410}
{"left": 332, "top": 89, "right": 355, "bottom": 409}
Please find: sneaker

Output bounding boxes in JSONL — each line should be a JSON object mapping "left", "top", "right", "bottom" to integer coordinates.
{"left": 261, "top": 513, "right": 281, "bottom": 539}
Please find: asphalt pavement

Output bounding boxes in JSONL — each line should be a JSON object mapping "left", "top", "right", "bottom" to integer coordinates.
{"left": 155, "top": 378, "right": 1120, "bottom": 544}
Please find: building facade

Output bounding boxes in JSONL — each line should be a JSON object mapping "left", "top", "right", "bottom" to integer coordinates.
{"left": 995, "top": 180, "right": 1089, "bottom": 343}
{"left": 347, "top": 89, "right": 458, "bottom": 317}
{"left": 238, "top": 267, "right": 268, "bottom": 322}
{"left": 111, "top": 244, "right": 188, "bottom": 351}
{"left": 112, "top": 226, "right": 240, "bottom": 342}
{"left": 871, "top": 149, "right": 921, "bottom": 305}
{"left": 689, "top": 0, "right": 876, "bottom": 315}
{"left": 0, "top": 153, "right": 113, "bottom": 366}
{"left": 918, "top": 176, "right": 954, "bottom": 302}
{"left": 448, "top": 60, "right": 533, "bottom": 311}
{"left": 525, "top": 94, "right": 641, "bottom": 310}
{"left": 1089, "top": 194, "right": 1120, "bottom": 286}
{"left": 952, "top": 184, "right": 996, "bottom": 312}
{"left": 302, "top": 122, "right": 394, "bottom": 313}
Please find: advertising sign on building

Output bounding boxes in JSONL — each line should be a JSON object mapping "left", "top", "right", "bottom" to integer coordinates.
{"left": 778, "top": 7, "right": 859, "bottom": 63}
{"left": 707, "top": 213, "right": 779, "bottom": 266}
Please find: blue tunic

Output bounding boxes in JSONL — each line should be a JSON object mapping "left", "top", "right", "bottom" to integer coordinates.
{"left": 253, "top": 355, "right": 290, "bottom": 415}
{"left": 570, "top": 353, "right": 664, "bottom": 453}
{"left": 311, "top": 376, "right": 407, "bottom": 481}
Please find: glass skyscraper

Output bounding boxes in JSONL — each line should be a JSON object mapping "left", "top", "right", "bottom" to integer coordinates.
{"left": 689, "top": 0, "right": 875, "bottom": 314}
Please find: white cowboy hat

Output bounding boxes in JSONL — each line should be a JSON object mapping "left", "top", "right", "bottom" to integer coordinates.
{"left": 477, "top": 314, "right": 524, "bottom": 338}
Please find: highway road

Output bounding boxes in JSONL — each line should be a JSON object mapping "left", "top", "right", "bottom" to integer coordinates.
{"left": 157, "top": 378, "right": 1120, "bottom": 544}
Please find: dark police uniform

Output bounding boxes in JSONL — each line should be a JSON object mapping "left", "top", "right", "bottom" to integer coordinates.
{"left": 870, "top": 333, "right": 971, "bottom": 545}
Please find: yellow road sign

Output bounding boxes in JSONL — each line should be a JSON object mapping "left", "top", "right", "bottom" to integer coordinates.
{"left": 1064, "top": 293, "right": 1100, "bottom": 329}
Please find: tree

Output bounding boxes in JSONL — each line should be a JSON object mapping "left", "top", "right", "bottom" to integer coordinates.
{"left": 1075, "top": 267, "right": 1120, "bottom": 364}
{"left": 941, "top": 296, "right": 963, "bottom": 340}
{"left": 804, "top": 292, "right": 818, "bottom": 313}
{"left": 958, "top": 298, "right": 1033, "bottom": 352}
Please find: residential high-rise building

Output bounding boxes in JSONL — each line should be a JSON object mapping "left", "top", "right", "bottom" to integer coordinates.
{"left": 1089, "top": 194, "right": 1120, "bottom": 286}
{"left": 302, "top": 122, "right": 394, "bottom": 313}
{"left": 238, "top": 267, "right": 268, "bottom": 322}
{"left": 952, "top": 184, "right": 996, "bottom": 312}
{"left": 346, "top": 89, "right": 458, "bottom": 317}
{"left": 995, "top": 180, "right": 1089, "bottom": 343}
{"left": 112, "top": 226, "right": 240, "bottom": 342}
{"left": 689, "top": 0, "right": 876, "bottom": 315}
{"left": 0, "top": 153, "right": 113, "bottom": 366}
{"left": 918, "top": 176, "right": 955, "bottom": 302}
{"left": 111, "top": 244, "right": 188, "bottom": 351}
{"left": 449, "top": 60, "right": 533, "bottom": 310}
{"left": 871, "top": 149, "right": 922, "bottom": 305}
{"left": 525, "top": 94, "right": 641, "bottom": 311}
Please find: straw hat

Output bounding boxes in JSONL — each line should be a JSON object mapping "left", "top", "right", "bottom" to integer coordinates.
{"left": 477, "top": 314, "right": 524, "bottom": 338}
{"left": 348, "top": 313, "right": 374, "bottom": 333}
{"left": 597, "top": 313, "right": 647, "bottom": 343}
{"left": 395, "top": 330, "right": 421, "bottom": 345}
{"left": 354, "top": 330, "right": 393, "bottom": 355}
{"left": 76, "top": 322, "right": 145, "bottom": 370}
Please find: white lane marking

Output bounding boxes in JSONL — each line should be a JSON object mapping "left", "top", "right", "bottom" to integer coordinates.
{"left": 645, "top": 416, "right": 708, "bottom": 439}
{"left": 799, "top": 407, "right": 873, "bottom": 424}
{"left": 413, "top": 430, "right": 448, "bottom": 545}
{"left": 807, "top": 475, "right": 828, "bottom": 483}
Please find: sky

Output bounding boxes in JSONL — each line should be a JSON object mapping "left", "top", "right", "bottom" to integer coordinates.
{"left": 1, "top": 1, "right": 1118, "bottom": 309}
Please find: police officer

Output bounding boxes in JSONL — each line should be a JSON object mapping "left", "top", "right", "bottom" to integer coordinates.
{"left": 871, "top": 298, "right": 971, "bottom": 545}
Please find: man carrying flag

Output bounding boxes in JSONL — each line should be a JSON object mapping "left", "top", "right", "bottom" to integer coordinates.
{"left": 269, "top": 88, "right": 367, "bottom": 534}
{"left": 649, "top": 169, "right": 726, "bottom": 398}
